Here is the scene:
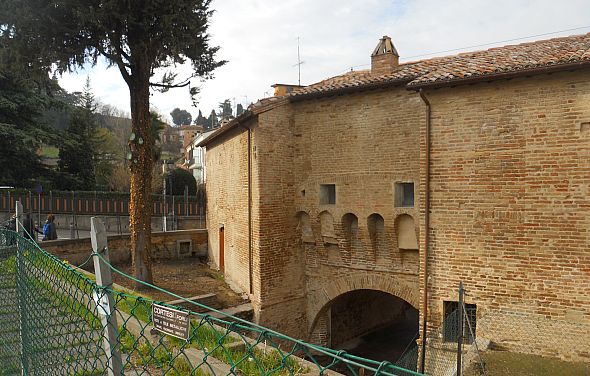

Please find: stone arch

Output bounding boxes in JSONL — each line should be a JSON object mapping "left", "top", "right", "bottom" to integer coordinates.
{"left": 295, "top": 211, "right": 314, "bottom": 242}
{"left": 307, "top": 272, "right": 419, "bottom": 333}
{"left": 395, "top": 214, "right": 418, "bottom": 250}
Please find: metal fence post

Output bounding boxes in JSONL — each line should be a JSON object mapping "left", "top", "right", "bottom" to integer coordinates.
{"left": 184, "top": 185, "right": 188, "bottom": 217}
{"left": 15, "top": 201, "right": 23, "bottom": 235}
{"left": 73, "top": 191, "right": 79, "bottom": 239}
{"left": 15, "top": 201, "right": 30, "bottom": 375}
{"left": 172, "top": 195, "right": 176, "bottom": 231}
{"left": 456, "top": 281, "right": 465, "bottom": 376}
{"left": 90, "top": 217, "right": 123, "bottom": 376}
{"left": 37, "top": 191, "right": 41, "bottom": 231}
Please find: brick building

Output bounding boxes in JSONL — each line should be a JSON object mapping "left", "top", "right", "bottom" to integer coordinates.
{"left": 198, "top": 33, "right": 590, "bottom": 364}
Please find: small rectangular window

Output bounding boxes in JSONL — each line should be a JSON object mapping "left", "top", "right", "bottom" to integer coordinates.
{"left": 395, "top": 182, "right": 414, "bottom": 207}
{"left": 443, "top": 301, "right": 477, "bottom": 344}
{"left": 319, "top": 184, "right": 336, "bottom": 205}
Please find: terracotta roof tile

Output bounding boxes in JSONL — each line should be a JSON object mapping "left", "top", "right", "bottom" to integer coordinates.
{"left": 290, "top": 33, "right": 590, "bottom": 98}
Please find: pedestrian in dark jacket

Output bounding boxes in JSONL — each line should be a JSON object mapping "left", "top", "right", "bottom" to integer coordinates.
{"left": 22, "top": 213, "right": 42, "bottom": 242}
{"left": 42, "top": 214, "right": 58, "bottom": 241}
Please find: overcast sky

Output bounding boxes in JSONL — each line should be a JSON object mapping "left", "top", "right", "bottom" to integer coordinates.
{"left": 58, "top": 0, "right": 590, "bottom": 123}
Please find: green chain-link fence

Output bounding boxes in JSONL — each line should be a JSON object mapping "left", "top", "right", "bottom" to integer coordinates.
{"left": 0, "top": 228, "right": 423, "bottom": 376}
{"left": 394, "top": 294, "right": 486, "bottom": 376}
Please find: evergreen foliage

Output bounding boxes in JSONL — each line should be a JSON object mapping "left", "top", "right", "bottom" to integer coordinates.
{"left": 195, "top": 109, "right": 206, "bottom": 125}
{"left": 1, "top": 0, "right": 225, "bottom": 284}
{"left": 206, "top": 109, "right": 218, "bottom": 130}
{"left": 170, "top": 108, "right": 192, "bottom": 126}
{"left": 57, "top": 107, "right": 97, "bottom": 190}
{"left": 218, "top": 99, "right": 233, "bottom": 120}
{"left": 0, "top": 66, "right": 59, "bottom": 187}
{"left": 165, "top": 168, "right": 197, "bottom": 196}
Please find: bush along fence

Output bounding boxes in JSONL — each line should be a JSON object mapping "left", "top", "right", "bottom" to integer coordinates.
{"left": 0, "top": 189, "right": 205, "bottom": 218}
{"left": 0, "top": 213, "right": 423, "bottom": 375}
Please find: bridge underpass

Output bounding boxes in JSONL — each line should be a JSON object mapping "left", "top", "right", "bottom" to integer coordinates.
{"left": 312, "top": 289, "right": 419, "bottom": 371}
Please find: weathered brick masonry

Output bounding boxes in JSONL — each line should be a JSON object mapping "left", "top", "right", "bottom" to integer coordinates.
{"left": 290, "top": 88, "right": 422, "bottom": 342}
{"left": 202, "top": 33, "right": 590, "bottom": 361}
{"left": 420, "top": 70, "right": 590, "bottom": 360}
{"left": 44, "top": 229, "right": 208, "bottom": 264}
{"left": 205, "top": 125, "right": 251, "bottom": 295}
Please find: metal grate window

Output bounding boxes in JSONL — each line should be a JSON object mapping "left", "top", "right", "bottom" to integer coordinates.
{"left": 443, "top": 301, "right": 477, "bottom": 344}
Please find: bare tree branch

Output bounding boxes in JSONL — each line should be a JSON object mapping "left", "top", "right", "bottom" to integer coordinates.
{"left": 95, "top": 45, "right": 132, "bottom": 85}
{"left": 149, "top": 80, "right": 190, "bottom": 89}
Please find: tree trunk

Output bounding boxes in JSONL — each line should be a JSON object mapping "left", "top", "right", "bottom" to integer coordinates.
{"left": 128, "top": 61, "right": 154, "bottom": 288}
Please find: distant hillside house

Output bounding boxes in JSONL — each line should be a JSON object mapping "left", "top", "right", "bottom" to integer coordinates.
{"left": 184, "top": 129, "right": 216, "bottom": 184}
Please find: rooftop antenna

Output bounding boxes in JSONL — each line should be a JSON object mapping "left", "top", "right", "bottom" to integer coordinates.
{"left": 293, "top": 37, "right": 305, "bottom": 86}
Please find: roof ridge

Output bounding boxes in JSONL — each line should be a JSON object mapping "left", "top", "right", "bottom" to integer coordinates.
{"left": 290, "top": 32, "right": 590, "bottom": 97}
{"left": 401, "top": 32, "right": 590, "bottom": 65}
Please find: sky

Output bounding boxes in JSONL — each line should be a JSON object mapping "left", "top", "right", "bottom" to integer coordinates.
{"left": 57, "top": 0, "right": 590, "bottom": 123}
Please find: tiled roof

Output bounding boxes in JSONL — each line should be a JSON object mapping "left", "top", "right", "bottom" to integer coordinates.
{"left": 290, "top": 33, "right": 590, "bottom": 98}
{"left": 199, "top": 33, "right": 590, "bottom": 147}
{"left": 289, "top": 66, "right": 419, "bottom": 97}
{"left": 195, "top": 96, "right": 289, "bottom": 147}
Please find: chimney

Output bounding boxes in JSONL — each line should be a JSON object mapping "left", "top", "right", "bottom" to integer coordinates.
{"left": 371, "top": 36, "right": 399, "bottom": 75}
{"left": 271, "top": 83, "right": 305, "bottom": 97}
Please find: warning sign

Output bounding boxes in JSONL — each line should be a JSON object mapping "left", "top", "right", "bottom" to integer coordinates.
{"left": 152, "top": 303, "right": 191, "bottom": 340}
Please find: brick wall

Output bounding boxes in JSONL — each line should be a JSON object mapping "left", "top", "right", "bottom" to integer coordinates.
{"left": 419, "top": 70, "right": 590, "bottom": 361}
{"left": 43, "top": 229, "right": 207, "bottom": 265}
{"left": 291, "top": 88, "right": 423, "bottom": 339}
{"left": 205, "top": 124, "right": 252, "bottom": 295}
{"left": 205, "top": 87, "right": 424, "bottom": 340}
{"left": 250, "top": 105, "right": 308, "bottom": 335}
{"left": 204, "top": 68, "right": 590, "bottom": 360}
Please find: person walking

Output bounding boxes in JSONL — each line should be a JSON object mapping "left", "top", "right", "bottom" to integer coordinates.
{"left": 42, "top": 214, "right": 58, "bottom": 241}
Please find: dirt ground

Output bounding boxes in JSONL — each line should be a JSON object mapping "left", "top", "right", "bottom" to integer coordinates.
{"left": 110, "top": 257, "right": 245, "bottom": 309}
{"left": 464, "top": 351, "right": 590, "bottom": 376}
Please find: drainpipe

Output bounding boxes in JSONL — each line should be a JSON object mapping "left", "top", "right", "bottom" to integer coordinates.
{"left": 418, "top": 88, "right": 431, "bottom": 374}
{"left": 241, "top": 124, "right": 254, "bottom": 295}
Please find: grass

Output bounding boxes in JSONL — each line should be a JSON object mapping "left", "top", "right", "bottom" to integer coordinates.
{"left": 119, "top": 320, "right": 307, "bottom": 376}
{"left": 39, "top": 145, "right": 59, "bottom": 158}
{"left": 2, "top": 235, "right": 312, "bottom": 376}
{"left": 465, "top": 351, "right": 590, "bottom": 376}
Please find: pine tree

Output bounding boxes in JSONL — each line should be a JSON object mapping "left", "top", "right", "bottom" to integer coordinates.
{"left": 57, "top": 107, "right": 96, "bottom": 190}
{"left": 170, "top": 107, "right": 192, "bottom": 126}
{"left": 218, "top": 99, "right": 232, "bottom": 120}
{"left": 195, "top": 109, "right": 206, "bottom": 125}
{"left": 1, "top": 0, "right": 225, "bottom": 284}
{"left": 0, "top": 67, "right": 57, "bottom": 187}
{"left": 209, "top": 109, "right": 218, "bottom": 129}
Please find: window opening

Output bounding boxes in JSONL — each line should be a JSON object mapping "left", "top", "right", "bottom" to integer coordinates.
{"left": 320, "top": 184, "right": 336, "bottom": 205}
{"left": 395, "top": 182, "right": 414, "bottom": 207}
